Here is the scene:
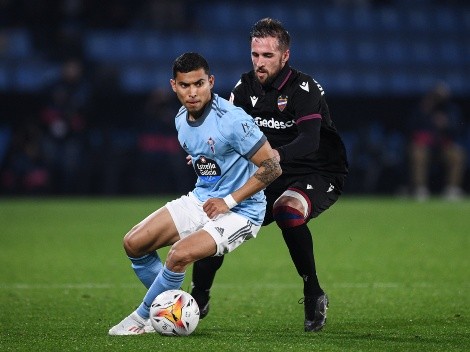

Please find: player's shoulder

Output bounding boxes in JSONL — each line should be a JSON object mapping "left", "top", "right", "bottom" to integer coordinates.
{"left": 175, "top": 106, "right": 186, "bottom": 117}
{"left": 212, "top": 94, "right": 249, "bottom": 121}
{"left": 233, "top": 71, "right": 255, "bottom": 91}
{"left": 289, "top": 67, "right": 326, "bottom": 96}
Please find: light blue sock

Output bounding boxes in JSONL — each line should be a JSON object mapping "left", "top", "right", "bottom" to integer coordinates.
{"left": 136, "top": 265, "right": 185, "bottom": 319}
{"left": 129, "top": 252, "right": 163, "bottom": 289}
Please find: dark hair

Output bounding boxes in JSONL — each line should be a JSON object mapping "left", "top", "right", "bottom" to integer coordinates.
{"left": 250, "top": 18, "right": 291, "bottom": 52}
{"left": 172, "top": 52, "right": 210, "bottom": 78}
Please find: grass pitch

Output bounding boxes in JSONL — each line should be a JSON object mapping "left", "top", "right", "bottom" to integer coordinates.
{"left": 1, "top": 196, "right": 469, "bottom": 351}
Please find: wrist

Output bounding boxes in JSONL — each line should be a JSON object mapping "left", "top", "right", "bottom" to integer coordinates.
{"left": 223, "top": 194, "right": 238, "bottom": 209}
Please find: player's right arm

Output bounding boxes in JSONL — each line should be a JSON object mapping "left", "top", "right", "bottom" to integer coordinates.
{"left": 232, "top": 139, "right": 281, "bottom": 201}
{"left": 202, "top": 140, "right": 281, "bottom": 219}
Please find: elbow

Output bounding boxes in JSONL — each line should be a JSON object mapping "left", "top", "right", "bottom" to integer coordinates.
{"left": 270, "top": 160, "right": 282, "bottom": 183}
{"left": 275, "top": 163, "right": 282, "bottom": 179}
{"left": 256, "top": 158, "right": 282, "bottom": 186}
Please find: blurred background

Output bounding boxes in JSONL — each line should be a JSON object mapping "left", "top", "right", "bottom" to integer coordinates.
{"left": 0, "top": 0, "right": 469, "bottom": 198}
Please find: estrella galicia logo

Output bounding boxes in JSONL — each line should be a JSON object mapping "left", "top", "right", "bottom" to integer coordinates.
{"left": 194, "top": 156, "right": 221, "bottom": 183}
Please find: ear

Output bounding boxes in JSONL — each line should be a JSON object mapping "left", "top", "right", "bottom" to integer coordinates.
{"left": 282, "top": 49, "right": 290, "bottom": 64}
{"left": 170, "top": 79, "right": 177, "bottom": 92}
{"left": 208, "top": 75, "right": 215, "bottom": 89}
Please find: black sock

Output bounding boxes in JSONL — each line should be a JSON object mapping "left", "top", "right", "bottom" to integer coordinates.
{"left": 191, "top": 255, "right": 225, "bottom": 293}
{"left": 281, "top": 224, "right": 323, "bottom": 297}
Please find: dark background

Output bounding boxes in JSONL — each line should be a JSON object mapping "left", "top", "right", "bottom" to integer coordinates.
{"left": 1, "top": 0, "right": 469, "bottom": 196}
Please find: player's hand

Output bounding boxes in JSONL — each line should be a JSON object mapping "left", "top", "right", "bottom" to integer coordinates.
{"left": 203, "top": 198, "right": 229, "bottom": 219}
{"left": 186, "top": 155, "right": 192, "bottom": 165}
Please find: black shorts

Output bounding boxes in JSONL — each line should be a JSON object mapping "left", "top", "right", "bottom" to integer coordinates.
{"left": 262, "top": 173, "right": 345, "bottom": 226}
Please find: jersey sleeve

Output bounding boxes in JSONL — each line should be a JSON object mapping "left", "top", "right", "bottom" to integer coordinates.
{"left": 290, "top": 76, "right": 323, "bottom": 120}
{"left": 276, "top": 76, "right": 324, "bottom": 162}
{"left": 221, "top": 107, "right": 267, "bottom": 159}
{"left": 230, "top": 76, "right": 252, "bottom": 113}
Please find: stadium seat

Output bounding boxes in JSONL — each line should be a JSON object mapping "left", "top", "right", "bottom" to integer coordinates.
{"left": 377, "top": 8, "right": 401, "bottom": 32}
{"left": 1, "top": 29, "right": 32, "bottom": 59}
{"left": 13, "top": 61, "right": 60, "bottom": 92}
{"left": 120, "top": 65, "right": 170, "bottom": 93}
{"left": 84, "top": 31, "right": 141, "bottom": 62}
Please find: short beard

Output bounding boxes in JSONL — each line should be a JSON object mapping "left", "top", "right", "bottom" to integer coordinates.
{"left": 255, "top": 72, "right": 275, "bottom": 87}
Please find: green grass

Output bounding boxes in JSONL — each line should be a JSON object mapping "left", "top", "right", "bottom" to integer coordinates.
{"left": 1, "top": 196, "right": 469, "bottom": 351}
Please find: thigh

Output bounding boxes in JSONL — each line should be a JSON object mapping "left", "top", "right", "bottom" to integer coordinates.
{"left": 203, "top": 212, "right": 261, "bottom": 256}
{"left": 166, "top": 192, "right": 210, "bottom": 237}
{"left": 263, "top": 177, "right": 288, "bottom": 226}
{"left": 288, "top": 174, "right": 342, "bottom": 219}
{"left": 169, "top": 230, "right": 218, "bottom": 265}
{"left": 125, "top": 206, "right": 180, "bottom": 254}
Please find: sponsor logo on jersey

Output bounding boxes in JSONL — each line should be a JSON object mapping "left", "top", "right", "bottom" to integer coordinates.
{"left": 250, "top": 96, "right": 258, "bottom": 107}
{"left": 194, "top": 156, "right": 221, "bottom": 183}
{"left": 254, "top": 117, "right": 295, "bottom": 130}
{"left": 300, "top": 81, "right": 309, "bottom": 92}
{"left": 241, "top": 122, "right": 250, "bottom": 134}
{"left": 277, "top": 95, "right": 288, "bottom": 111}
{"left": 313, "top": 79, "right": 325, "bottom": 95}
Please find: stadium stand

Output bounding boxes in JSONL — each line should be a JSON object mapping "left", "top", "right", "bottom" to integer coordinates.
{"left": 0, "top": 1, "right": 469, "bottom": 195}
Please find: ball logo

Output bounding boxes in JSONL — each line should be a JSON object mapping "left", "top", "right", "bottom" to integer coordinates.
{"left": 195, "top": 156, "right": 221, "bottom": 183}
{"left": 155, "top": 295, "right": 185, "bottom": 329}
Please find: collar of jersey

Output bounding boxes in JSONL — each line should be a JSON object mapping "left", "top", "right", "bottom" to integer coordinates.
{"left": 186, "top": 93, "right": 216, "bottom": 127}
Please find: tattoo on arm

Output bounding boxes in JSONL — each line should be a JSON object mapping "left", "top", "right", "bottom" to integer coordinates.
{"left": 254, "top": 157, "right": 282, "bottom": 185}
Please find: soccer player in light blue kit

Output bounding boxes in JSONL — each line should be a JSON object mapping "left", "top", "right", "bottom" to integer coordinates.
{"left": 109, "top": 52, "right": 282, "bottom": 335}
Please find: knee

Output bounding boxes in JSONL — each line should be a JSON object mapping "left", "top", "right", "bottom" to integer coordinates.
{"left": 166, "top": 243, "right": 193, "bottom": 272}
{"left": 123, "top": 225, "right": 145, "bottom": 258}
{"left": 272, "top": 196, "right": 306, "bottom": 229}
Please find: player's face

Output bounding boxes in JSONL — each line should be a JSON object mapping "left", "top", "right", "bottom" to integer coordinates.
{"left": 251, "top": 36, "right": 289, "bottom": 85}
{"left": 171, "top": 69, "right": 214, "bottom": 120}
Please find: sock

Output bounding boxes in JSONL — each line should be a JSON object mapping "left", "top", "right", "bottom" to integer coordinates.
{"left": 191, "top": 256, "right": 224, "bottom": 292}
{"left": 129, "top": 252, "right": 163, "bottom": 289}
{"left": 281, "top": 224, "right": 323, "bottom": 297}
{"left": 136, "top": 265, "right": 185, "bottom": 319}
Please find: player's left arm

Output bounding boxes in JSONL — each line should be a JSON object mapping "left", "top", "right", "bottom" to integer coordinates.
{"left": 276, "top": 118, "right": 321, "bottom": 162}
{"left": 276, "top": 77, "right": 323, "bottom": 162}
{"left": 203, "top": 140, "right": 281, "bottom": 219}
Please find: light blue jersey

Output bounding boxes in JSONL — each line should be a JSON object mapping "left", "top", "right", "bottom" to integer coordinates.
{"left": 175, "top": 93, "right": 267, "bottom": 225}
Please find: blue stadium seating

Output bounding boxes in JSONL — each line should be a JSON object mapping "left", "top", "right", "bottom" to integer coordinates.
{"left": 0, "top": 3, "right": 469, "bottom": 95}
{"left": 2, "top": 29, "right": 32, "bottom": 59}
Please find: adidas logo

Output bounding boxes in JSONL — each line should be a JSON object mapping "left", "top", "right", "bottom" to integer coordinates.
{"left": 215, "top": 227, "right": 225, "bottom": 236}
{"left": 306, "top": 184, "right": 313, "bottom": 189}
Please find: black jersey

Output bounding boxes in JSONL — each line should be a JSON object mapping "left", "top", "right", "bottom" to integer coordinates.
{"left": 231, "top": 64, "right": 348, "bottom": 178}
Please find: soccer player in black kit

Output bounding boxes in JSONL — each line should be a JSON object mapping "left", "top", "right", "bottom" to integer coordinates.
{"left": 191, "top": 18, "right": 349, "bottom": 332}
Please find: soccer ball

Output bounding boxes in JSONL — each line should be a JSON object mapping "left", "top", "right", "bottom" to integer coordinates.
{"left": 149, "top": 289, "right": 200, "bottom": 336}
